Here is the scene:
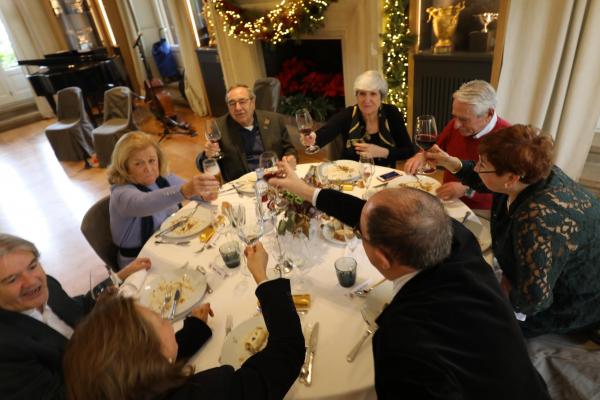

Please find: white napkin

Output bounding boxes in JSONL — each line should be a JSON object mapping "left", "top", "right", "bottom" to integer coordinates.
{"left": 119, "top": 269, "right": 148, "bottom": 298}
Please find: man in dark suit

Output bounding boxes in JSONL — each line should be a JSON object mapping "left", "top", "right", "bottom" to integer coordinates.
{"left": 269, "top": 162, "right": 550, "bottom": 399}
{"left": 0, "top": 234, "right": 150, "bottom": 399}
{"left": 195, "top": 85, "right": 298, "bottom": 182}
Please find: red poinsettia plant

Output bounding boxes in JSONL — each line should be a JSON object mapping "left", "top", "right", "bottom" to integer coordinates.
{"left": 277, "top": 57, "right": 344, "bottom": 121}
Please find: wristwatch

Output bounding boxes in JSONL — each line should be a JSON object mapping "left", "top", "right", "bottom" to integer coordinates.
{"left": 465, "top": 188, "right": 476, "bottom": 198}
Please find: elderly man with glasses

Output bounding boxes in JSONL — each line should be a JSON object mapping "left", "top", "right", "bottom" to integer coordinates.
{"left": 195, "top": 84, "right": 298, "bottom": 182}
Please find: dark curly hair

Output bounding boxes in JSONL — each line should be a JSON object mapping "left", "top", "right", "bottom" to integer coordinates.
{"left": 478, "top": 124, "right": 554, "bottom": 184}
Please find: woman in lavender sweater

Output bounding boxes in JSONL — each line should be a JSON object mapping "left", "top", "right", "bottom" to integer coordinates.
{"left": 107, "top": 131, "right": 220, "bottom": 268}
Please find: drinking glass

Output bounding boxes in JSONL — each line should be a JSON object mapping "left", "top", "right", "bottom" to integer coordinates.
{"left": 295, "top": 108, "right": 320, "bottom": 154}
{"left": 235, "top": 203, "right": 264, "bottom": 246}
{"left": 359, "top": 154, "right": 375, "bottom": 192}
{"left": 414, "top": 115, "right": 438, "bottom": 174}
{"left": 259, "top": 151, "right": 279, "bottom": 180}
{"left": 202, "top": 158, "right": 223, "bottom": 186}
{"left": 205, "top": 119, "right": 224, "bottom": 160}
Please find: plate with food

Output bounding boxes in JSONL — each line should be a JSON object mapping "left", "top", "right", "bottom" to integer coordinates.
{"left": 159, "top": 205, "right": 212, "bottom": 239}
{"left": 138, "top": 269, "right": 207, "bottom": 320}
{"left": 387, "top": 174, "right": 441, "bottom": 195}
{"left": 321, "top": 219, "right": 355, "bottom": 246}
{"left": 231, "top": 172, "right": 258, "bottom": 195}
{"left": 220, "top": 315, "right": 268, "bottom": 369}
{"left": 318, "top": 160, "right": 361, "bottom": 183}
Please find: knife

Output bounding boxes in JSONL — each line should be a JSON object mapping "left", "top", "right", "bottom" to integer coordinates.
{"left": 168, "top": 289, "right": 181, "bottom": 320}
{"left": 300, "top": 322, "right": 319, "bottom": 386}
{"left": 154, "top": 220, "right": 187, "bottom": 238}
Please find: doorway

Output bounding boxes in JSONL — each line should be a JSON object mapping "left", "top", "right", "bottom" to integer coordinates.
{"left": 0, "top": 13, "right": 32, "bottom": 107}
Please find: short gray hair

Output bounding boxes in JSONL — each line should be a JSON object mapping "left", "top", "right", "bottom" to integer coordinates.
{"left": 353, "top": 70, "right": 388, "bottom": 100}
{"left": 452, "top": 80, "right": 497, "bottom": 117}
{"left": 0, "top": 233, "right": 39, "bottom": 260}
{"left": 225, "top": 84, "right": 255, "bottom": 103}
{"left": 365, "top": 188, "right": 452, "bottom": 270}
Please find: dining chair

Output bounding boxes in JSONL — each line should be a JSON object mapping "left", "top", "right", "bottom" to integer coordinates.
{"left": 44, "top": 86, "right": 95, "bottom": 161}
{"left": 81, "top": 195, "right": 119, "bottom": 270}
{"left": 92, "top": 86, "right": 137, "bottom": 167}
{"left": 253, "top": 77, "right": 281, "bottom": 112}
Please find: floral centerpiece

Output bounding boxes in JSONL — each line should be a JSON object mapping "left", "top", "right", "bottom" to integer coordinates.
{"left": 277, "top": 57, "right": 344, "bottom": 121}
{"left": 274, "top": 190, "right": 319, "bottom": 238}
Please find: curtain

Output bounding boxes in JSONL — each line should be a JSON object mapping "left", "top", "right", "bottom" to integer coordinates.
{"left": 496, "top": 0, "right": 600, "bottom": 179}
{"left": 166, "top": 0, "right": 208, "bottom": 116}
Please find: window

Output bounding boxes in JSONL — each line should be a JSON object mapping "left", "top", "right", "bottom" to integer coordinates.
{"left": 0, "top": 17, "right": 17, "bottom": 69}
{"left": 155, "top": 0, "right": 179, "bottom": 45}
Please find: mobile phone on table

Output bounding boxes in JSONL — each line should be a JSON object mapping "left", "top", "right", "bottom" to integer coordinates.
{"left": 377, "top": 171, "right": 402, "bottom": 182}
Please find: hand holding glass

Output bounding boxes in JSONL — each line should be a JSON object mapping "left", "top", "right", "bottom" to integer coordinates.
{"left": 205, "top": 119, "right": 224, "bottom": 160}
{"left": 414, "top": 115, "right": 438, "bottom": 174}
{"left": 295, "top": 108, "right": 320, "bottom": 154}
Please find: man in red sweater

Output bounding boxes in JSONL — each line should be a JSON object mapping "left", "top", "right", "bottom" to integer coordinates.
{"left": 405, "top": 80, "right": 510, "bottom": 212}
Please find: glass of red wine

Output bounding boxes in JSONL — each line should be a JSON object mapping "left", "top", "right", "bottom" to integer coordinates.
{"left": 295, "top": 108, "right": 320, "bottom": 154}
{"left": 414, "top": 115, "right": 438, "bottom": 174}
{"left": 205, "top": 119, "right": 225, "bottom": 160}
{"left": 259, "top": 151, "right": 279, "bottom": 180}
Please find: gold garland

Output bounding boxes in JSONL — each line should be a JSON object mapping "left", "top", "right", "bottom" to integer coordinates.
{"left": 213, "top": 0, "right": 332, "bottom": 44}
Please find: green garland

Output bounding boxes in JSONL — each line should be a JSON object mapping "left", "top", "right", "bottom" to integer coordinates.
{"left": 213, "top": 0, "right": 336, "bottom": 44}
{"left": 381, "top": 0, "right": 415, "bottom": 118}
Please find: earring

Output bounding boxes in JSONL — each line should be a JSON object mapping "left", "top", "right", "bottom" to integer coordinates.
{"left": 168, "top": 357, "right": 174, "bottom": 364}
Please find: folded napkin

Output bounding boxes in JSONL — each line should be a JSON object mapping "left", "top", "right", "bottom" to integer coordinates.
{"left": 119, "top": 269, "right": 148, "bottom": 298}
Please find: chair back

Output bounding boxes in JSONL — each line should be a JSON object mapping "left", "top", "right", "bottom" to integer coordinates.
{"left": 81, "top": 195, "right": 119, "bottom": 269}
{"left": 56, "top": 87, "right": 88, "bottom": 121}
{"left": 103, "top": 86, "right": 136, "bottom": 129}
{"left": 253, "top": 77, "right": 281, "bottom": 112}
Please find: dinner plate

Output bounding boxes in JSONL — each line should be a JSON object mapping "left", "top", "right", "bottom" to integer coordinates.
{"left": 231, "top": 172, "right": 257, "bottom": 195}
{"left": 220, "top": 315, "right": 267, "bottom": 369}
{"left": 320, "top": 223, "right": 349, "bottom": 246}
{"left": 159, "top": 205, "right": 212, "bottom": 239}
{"left": 318, "top": 160, "right": 361, "bottom": 182}
{"left": 463, "top": 218, "right": 492, "bottom": 252}
{"left": 138, "top": 269, "right": 207, "bottom": 320}
{"left": 387, "top": 174, "right": 441, "bottom": 195}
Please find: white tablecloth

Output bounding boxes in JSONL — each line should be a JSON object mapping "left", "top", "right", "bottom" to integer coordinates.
{"left": 138, "top": 162, "right": 489, "bottom": 400}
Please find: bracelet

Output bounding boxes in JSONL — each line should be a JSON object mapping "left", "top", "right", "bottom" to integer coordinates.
{"left": 448, "top": 159, "right": 463, "bottom": 174}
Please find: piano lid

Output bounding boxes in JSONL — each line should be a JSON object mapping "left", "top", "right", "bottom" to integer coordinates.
{"left": 17, "top": 48, "right": 110, "bottom": 68}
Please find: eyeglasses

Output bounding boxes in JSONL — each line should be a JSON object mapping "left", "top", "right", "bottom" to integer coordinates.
{"left": 352, "top": 225, "right": 363, "bottom": 240}
{"left": 474, "top": 160, "right": 496, "bottom": 174}
{"left": 227, "top": 98, "right": 251, "bottom": 107}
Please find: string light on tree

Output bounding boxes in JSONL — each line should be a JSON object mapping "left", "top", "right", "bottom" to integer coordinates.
{"left": 381, "top": 0, "right": 415, "bottom": 118}
{"left": 213, "top": 0, "right": 335, "bottom": 44}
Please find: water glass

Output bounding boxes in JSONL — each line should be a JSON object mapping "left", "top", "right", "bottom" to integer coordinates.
{"left": 335, "top": 256, "right": 357, "bottom": 288}
{"left": 219, "top": 241, "right": 241, "bottom": 268}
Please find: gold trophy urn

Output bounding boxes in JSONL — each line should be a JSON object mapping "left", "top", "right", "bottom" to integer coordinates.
{"left": 426, "top": 1, "right": 465, "bottom": 54}
{"left": 469, "top": 12, "right": 499, "bottom": 52}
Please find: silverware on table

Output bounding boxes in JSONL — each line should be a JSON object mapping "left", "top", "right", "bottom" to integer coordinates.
{"left": 413, "top": 173, "right": 425, "bottom": 190}
{"left": 461, "top": 210, "right": 472, "bottom": 224}
{"left": 154, "top": 203, "right": 201, "bottom": 238}
{"left": 167, "top": 289, "right": 181, "bottom": 320}
{"left": 350, "top": 278, "right": 387, "bottom": 298}
{"left": 154, "top": 240, "right": 190, "bottom": 246}
{"left": 225, "top": 314, "right": 233, "bottom": 336}
{"left": 299, "top": 322, "right": 319, "bottom": 386}
{"left": 160, "top": 292, "right": 172, "bottom": 319}
{"left": 195, "top": 266, "right": 214, "bottom": 294}
{"left": 346, "top": 308, "right": 376, "bottom": 363}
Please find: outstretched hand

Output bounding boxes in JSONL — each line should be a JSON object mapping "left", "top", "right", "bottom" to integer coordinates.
{"left": 267, "top": 160, "right": 316, "bottom": 202}
{"left": 190, "top": 303, "right": 214, "bottom": 323}
{"left": 245, "top": 242, "right": 269, "bottom": 284}
{"left": 117, "top": 257, "right": 151, "bottom": 281}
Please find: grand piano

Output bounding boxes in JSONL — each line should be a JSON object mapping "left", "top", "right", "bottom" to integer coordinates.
{"left": 18, "top": 48, "right": 129, "bottom": 125}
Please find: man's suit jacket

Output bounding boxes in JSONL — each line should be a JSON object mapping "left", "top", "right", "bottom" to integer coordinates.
{"left": 315, "top": 189, "right": 549, "bottom": 399}
{"left": 198, "top": 110, "right": 298, "bottom": 182}
{"left": 165, "top": 279, "right": 304, "bottom": 400}
{"left": 0, "top": 276, "right": 91, "bottom": 400}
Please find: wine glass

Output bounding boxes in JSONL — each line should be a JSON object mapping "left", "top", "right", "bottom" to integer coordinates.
{"left": 414, "top": 115, "right": 438, "bottom": 174}
{"left": 202, "top": 158, "right": 222, "bottom": 199}
{"left": 295, "top": 108, "right": 320, "bottom": 154}
{"left": 259, "top": 151, "right": 279, "bottom": 180}
{"left": 205, "top": 119, "right": 224, "bottom": 160}
{"left": 359, "top": 154, "right": 375, "bottom": 194}
{"left": 235, "top": 203, "right": 265, "bottom": 246}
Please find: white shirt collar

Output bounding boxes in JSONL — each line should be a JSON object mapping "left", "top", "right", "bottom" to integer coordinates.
{"left": 391, "top": 270, "right": 421, "bottom": 297}
{"left": 473, "top": 111, "right": 498, "bottom": 139}
{"left": 22, "top": 304, "right": 74, "bottom": 338}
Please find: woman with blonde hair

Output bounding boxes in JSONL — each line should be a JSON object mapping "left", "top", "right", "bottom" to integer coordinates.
{"left": 302, "top": 70, "right": 414, "bottom": 166}
{"left": 108, "top": 131, "right": 220, "bottom": 267}
{"left": 64, "top": 243, "right": 304, "bottom": 400}
{"left": 427, "top": 124, "right": 600, "bottom": 337}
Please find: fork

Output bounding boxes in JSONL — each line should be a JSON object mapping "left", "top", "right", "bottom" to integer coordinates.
{"left": 350, "top": 278, "right": 387, "bottom": 298}
{"left": 195, "top": 266, "right": 214, "bottom": 294}
{"left": 413, "top": 174, "right": 425, "bottom": 190}
{"left": 160, "top": 292, "right": 172, "bottom": 319}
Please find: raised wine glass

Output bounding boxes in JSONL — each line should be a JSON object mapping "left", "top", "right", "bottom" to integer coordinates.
{"left": 359, "top": 154, "right": 375, "bottom": 196}
{"left": 295, "top": 108, "right": 320, "bottom": 154}
{"left": 235, "top": 203, "right": 265, "bottom": 246}
{"left": 414, "top": 115, "right": 438, "bottom": 174}
{"left": 259, "top": 151, "right": 279, "bottom": 180}
{"left": 202, "top": 158, "right": 223, "bottom": 198}
{"left": 205, "top": 119, "right": 225, "bottom": 160}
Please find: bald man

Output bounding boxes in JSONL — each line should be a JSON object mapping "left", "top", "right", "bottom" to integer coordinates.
{"left": 269, "top": 162, "right": 549, "bottom": 400}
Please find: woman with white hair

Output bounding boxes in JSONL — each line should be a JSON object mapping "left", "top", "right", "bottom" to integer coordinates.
{"left": 304, "top": 70, "right": 414, "bottom": 167}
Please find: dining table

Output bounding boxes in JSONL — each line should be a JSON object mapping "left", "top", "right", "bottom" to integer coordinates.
{"left": 132, "top": 161, "right": 492, "bottom": 400}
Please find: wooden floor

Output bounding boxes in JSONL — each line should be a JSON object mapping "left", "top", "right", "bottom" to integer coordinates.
{"left": 0, "top": 105, "right": 324, "bottom": 295}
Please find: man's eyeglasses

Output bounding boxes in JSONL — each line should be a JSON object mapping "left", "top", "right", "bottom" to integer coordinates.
{"left": 227, "top": 98, "right": 251, "bottom": 107}
{"left": 352, "top": 225, "right": 363, "bottom": 240}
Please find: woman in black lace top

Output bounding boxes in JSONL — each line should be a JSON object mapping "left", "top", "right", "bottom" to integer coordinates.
{"left": 428, "top": 124, "right": 600, "bottom": 337}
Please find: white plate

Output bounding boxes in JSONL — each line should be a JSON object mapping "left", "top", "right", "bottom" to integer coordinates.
{"left": 318, "top": 160, "right": 361, "bottom": 182}
{"left": 220, "top": 315, "right": 267, "bottom": 369}
{"left": 159, "top": 206, "right": 212, "bottom": 239}
{"left": 387, "top": 175, "right": 441, "bottom": 195}
{"left": 231, "top": 172, "right": 257, "bottom": 195}
{"left": 138, "top": 269, "right": 207, "bottom": 320}
{"left": 320, "top": 223, "right": 348, "bottom": 246}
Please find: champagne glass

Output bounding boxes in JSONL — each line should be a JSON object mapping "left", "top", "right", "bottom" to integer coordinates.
{"left": 205, "top": 119, "right": 224, "bottom": 160}
{"left": 414, "top": 115, "right": 438, "bottom": 174}
{"left": 235, "top": 203, "right": 264, "bottom": 246}
{"left": 202, "top": 158, "right": 222, "bottom": 200}
{"left": 359, "top": 154, "right": 375, "bottom": 193}
{"left": 295, "top": 108, "right": 320, "bottom": 154}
